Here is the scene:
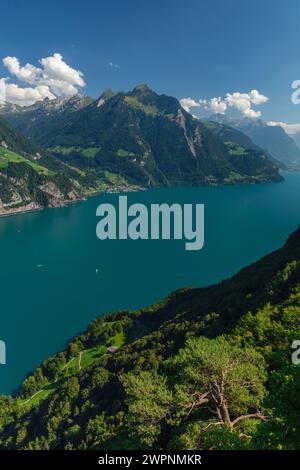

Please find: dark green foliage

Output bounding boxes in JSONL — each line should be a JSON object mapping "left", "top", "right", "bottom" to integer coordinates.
{"left": 1, "top": 226, "right": 300, "bottom": 450}
{"left": 252, "top": 363, "right": 300, "bottom": 449}
{"left": 122, "top": 337, "right": 266, "bottom": 447}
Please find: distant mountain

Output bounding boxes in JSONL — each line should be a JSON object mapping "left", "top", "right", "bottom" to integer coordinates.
{"left": 1, "top": 94, "right": 93, "bottom": 141}
{"left": 290, "top": 131, "right": 300, "bottom": 150}
{"left": 203, "top": 119, "right": 286, "bottom": 170}
{"left": 0, "top": 117, "right": 87, "bottom": 216}
{"left": 2, "top": 85, "right": 282, "bottom": 187}
{"left": 210, "top": 114, "right": 300, "bottom": 169}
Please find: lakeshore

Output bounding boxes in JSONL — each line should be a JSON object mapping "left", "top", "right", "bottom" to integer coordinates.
{"left": 1, "top": 173, "right": 300, "bottom": 394}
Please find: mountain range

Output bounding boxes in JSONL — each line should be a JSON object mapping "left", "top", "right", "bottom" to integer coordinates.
{"left": 209, "top": 114, "right": 300, "bottom": 170}
{"left": 0, "top": 85, "right": 299, "bottom": 450}
{"left": 0, "top": 85, "right": 282, "bottom": 207}
{"left": 0, "top": 94, "right": 93, "bottom": 140}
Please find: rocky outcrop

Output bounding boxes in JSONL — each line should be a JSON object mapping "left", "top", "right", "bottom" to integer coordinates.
{"left": 0, "top": 200, "right": 41, "bottom": 216}
{"left": 0, "top": 169, "right": 81, "bottom": 217}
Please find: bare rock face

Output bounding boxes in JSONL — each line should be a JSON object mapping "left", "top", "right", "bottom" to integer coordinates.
{"left": 0, "top": 174, "right": 55, "bottom": 216}
{"left": 0, "top": 171, "right": 84, "bottom": 216}
{"left": 67, "top": 191, "right": 79, "bottom": 201}
{"left": 0, "top": 200, "right": 40, "bottom": 216}
{"left": 39, "top": 181, "right": 65, "bottom": 207}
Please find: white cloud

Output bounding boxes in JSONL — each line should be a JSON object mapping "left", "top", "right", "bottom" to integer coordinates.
{"left": 40, "top": 53, "right": 85, "bottom": 87}
{"left": 43, "top": 79, "right": 79, "bottom": 96}
{"left": 180, "top": 89, "right": 268, "bottom": 119}
{"left": 199, "top": 97, "right": 228, "bottom": 115}
{"left": 267, "top": 121, "right": 300, "bottom": 135}
{"left": 108, "top": 61, "right": 119, "bottom": 68}
{"left": 249, "top": 89, "right": 269, "bottom": 105}
{"left": 3, "top": 56, "right": 41, "bottom": 84}
{"left": 0, "top": 53, "right": 85, "bottom": 106}
{"left": 242, "top": 108, "right": 261, "bottom": 118}
{"left": 180, "top": 97, "right": 200, "bottom": 113}
{"left": 0, "top": 78, "right": 6, "bottom": 104}
{"left": 225, "top": 90, "right": 268, "bottom": 118}
{"left": 1, "top": 80, "right": 55, "bottom": 106}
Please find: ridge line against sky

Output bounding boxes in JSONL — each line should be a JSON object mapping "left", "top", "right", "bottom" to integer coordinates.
{"left": 1, "top": 0, "right": 300, "bottom": 130}
{"left": 0, "top": 51, "right": 299, "bottom": 136}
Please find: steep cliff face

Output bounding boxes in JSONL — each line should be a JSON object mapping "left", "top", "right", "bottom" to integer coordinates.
{"left": 0, "top": 163, "right": 80, "bottom": 216}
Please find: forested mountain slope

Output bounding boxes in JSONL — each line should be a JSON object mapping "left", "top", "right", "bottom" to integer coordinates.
{"left": 1, "top": 226, "right": 300, "bottom": 450}
{"left": 210, "top": 114, "right": 300, "bottom": 170}
{"left": 0, "top": 117, "right": 85, "bottom": 215}
{"left": 2, "top": 86, "right": 282, "bottom": 188}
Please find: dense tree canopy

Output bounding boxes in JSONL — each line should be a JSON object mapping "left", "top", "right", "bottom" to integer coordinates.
{"left": 122, "top": 337, "right": 266, "bottom": 447}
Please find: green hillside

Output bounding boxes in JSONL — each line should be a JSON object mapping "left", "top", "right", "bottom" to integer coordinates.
{"left": 0, "top": 116, "right": 130, "bottom": 215}
{"left": 209, "top": 114, "right": 300, "bottom": 170}
{"left": 1, "top": 225, "right": 300, "bottom": 450}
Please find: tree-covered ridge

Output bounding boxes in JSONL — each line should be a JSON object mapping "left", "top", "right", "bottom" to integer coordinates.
{"left": 1, "top": 226, "right": 300, "bottom": 449}
{"left": 2, "top": 86, "right": 282, "bottom": 188}
{"left": 0, "top": 116, "right": 135, "bottom": 215}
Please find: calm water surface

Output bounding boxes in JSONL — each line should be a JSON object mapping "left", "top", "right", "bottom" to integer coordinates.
{"left": 1, "top": 172, "right": 300, "bottom": 394}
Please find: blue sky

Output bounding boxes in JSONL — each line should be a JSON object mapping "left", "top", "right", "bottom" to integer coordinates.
{"left": 1, "top": 0, "right": 300, "bottom": 124}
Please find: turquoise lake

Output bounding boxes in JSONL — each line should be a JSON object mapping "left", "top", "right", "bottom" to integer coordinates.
{"left": 1, "top": 172, "right": 300, "bottom": 394}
